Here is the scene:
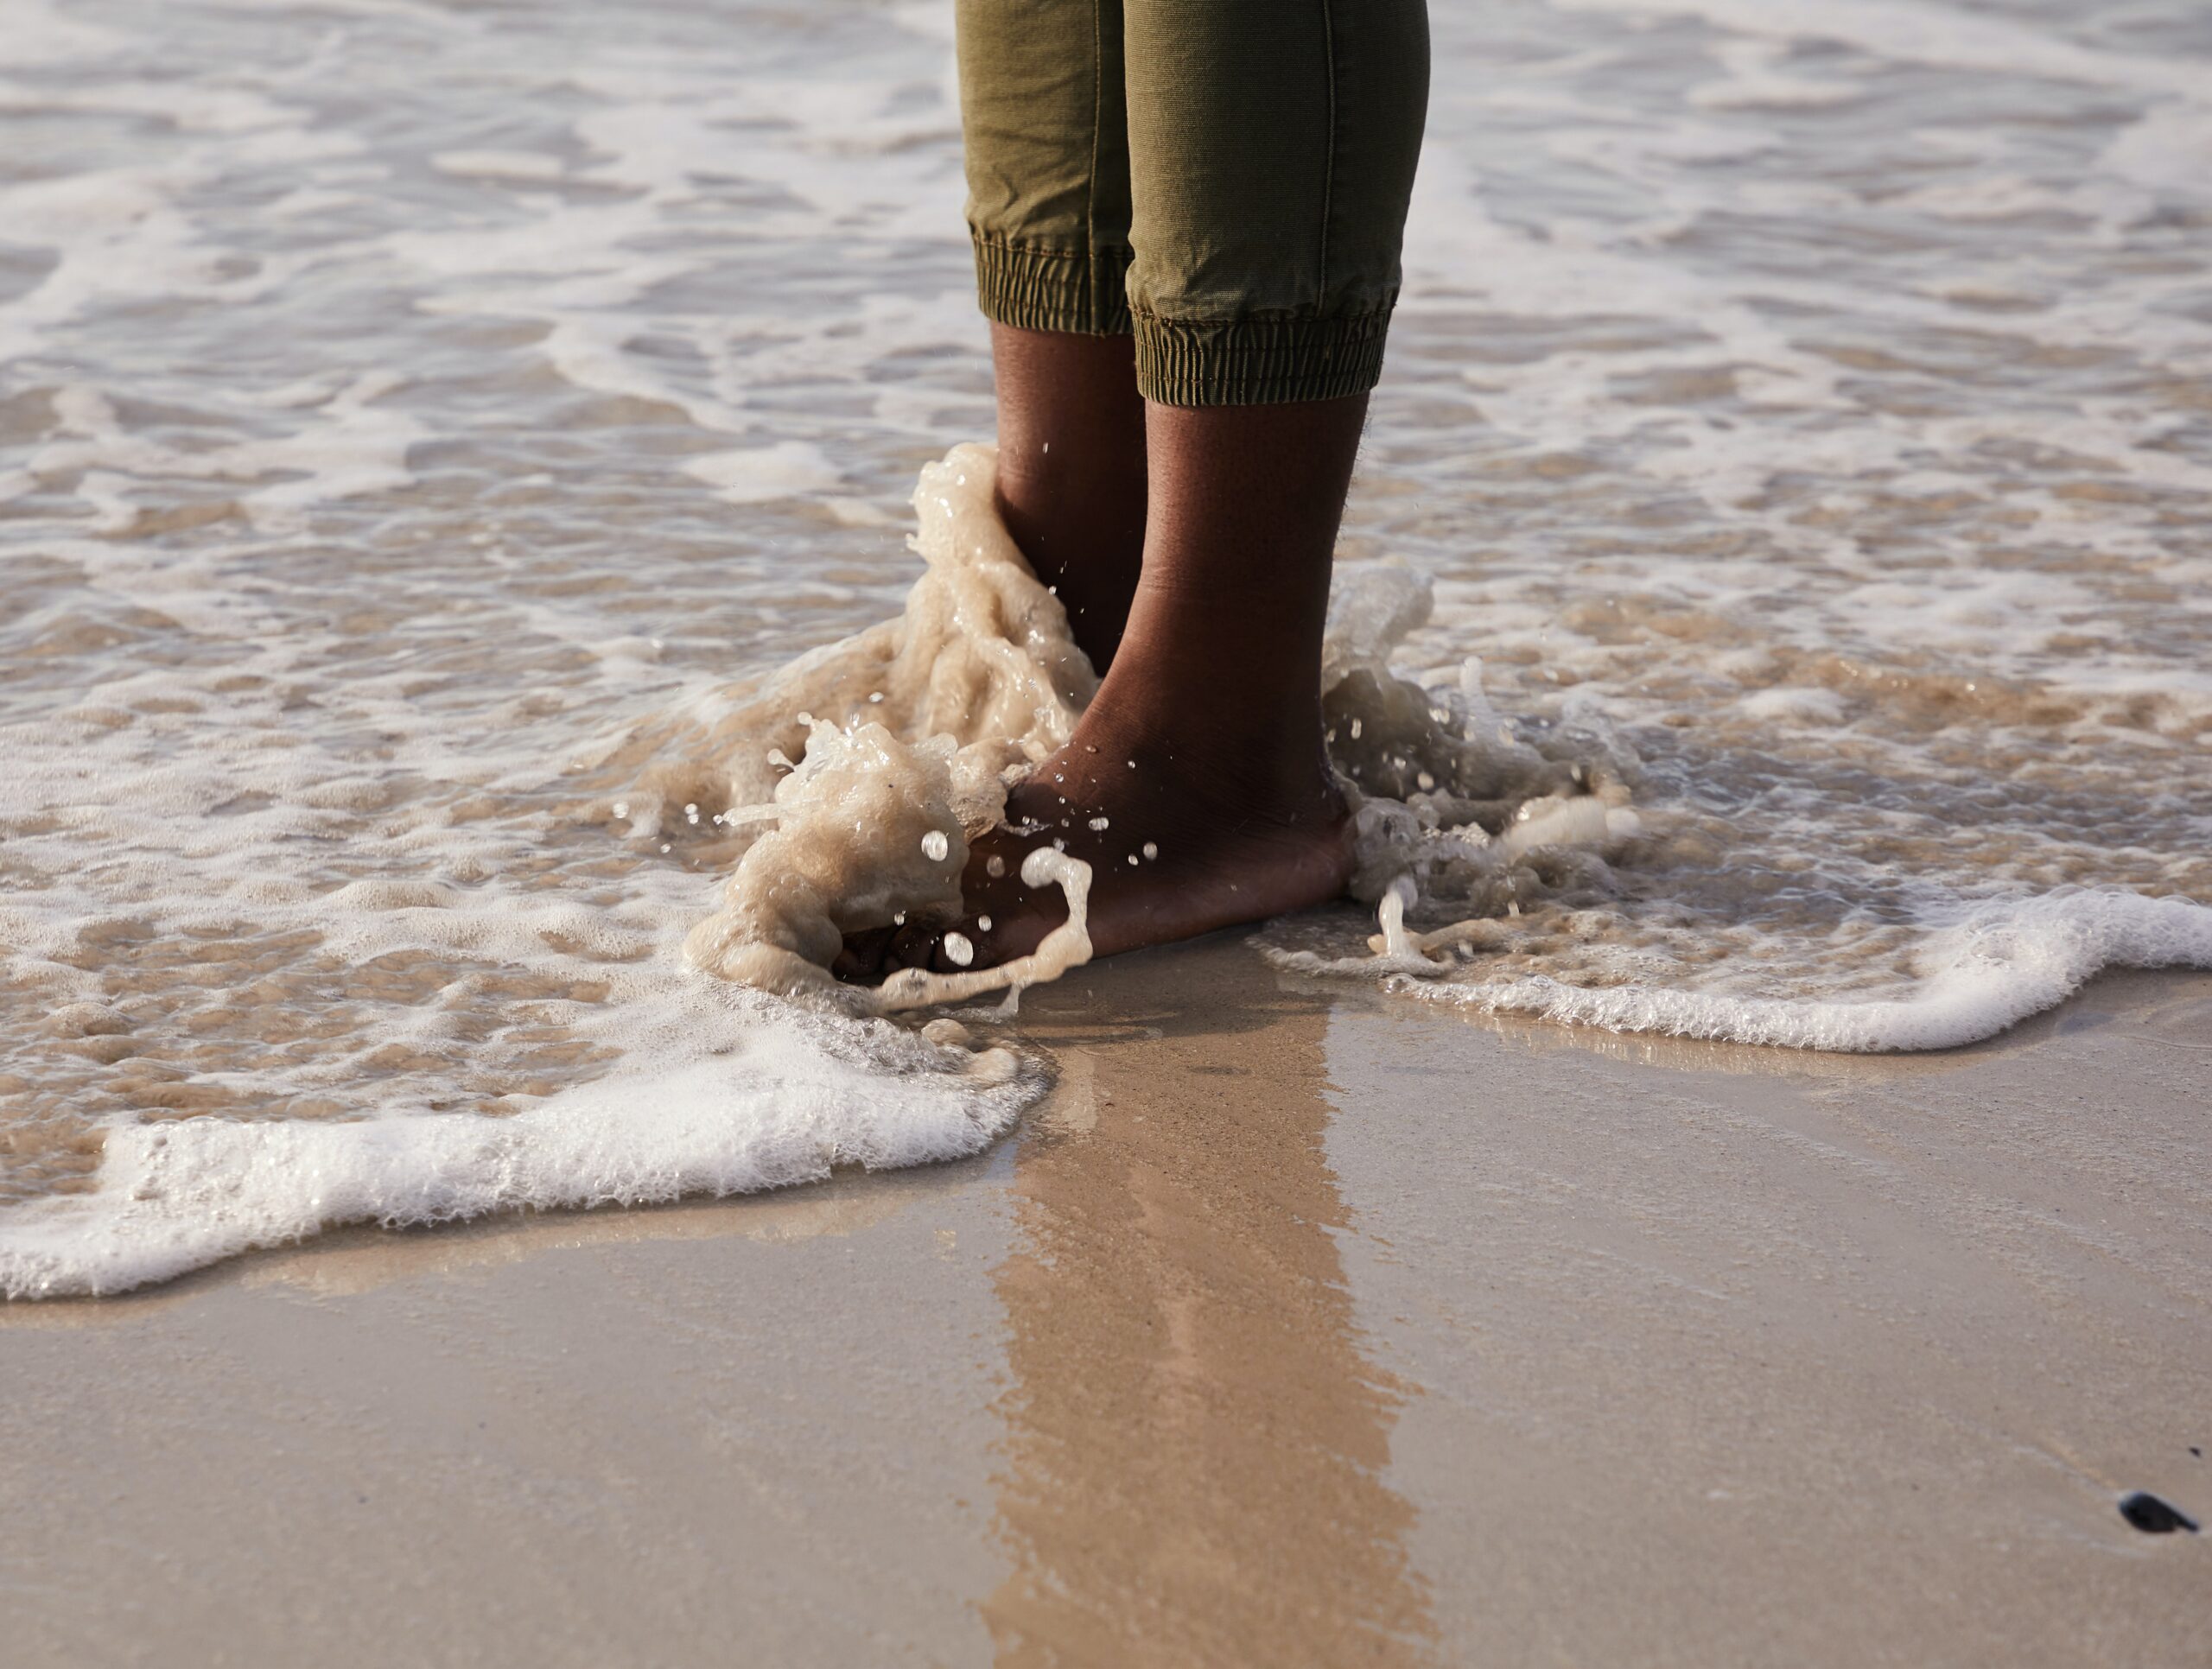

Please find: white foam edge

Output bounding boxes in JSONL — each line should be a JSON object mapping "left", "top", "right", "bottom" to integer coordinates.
{"left": 1363, "top": 882, "right": 1512, "bottom": 962}
{"left": 0, "top": 1025, "right": 1041, "bottom": 1300}
{"left": 864, "top": 848, "right": 1093, "bottom": 1016}
{"left": 1282, "top": 889, "right": 2212, "bottom": 1054}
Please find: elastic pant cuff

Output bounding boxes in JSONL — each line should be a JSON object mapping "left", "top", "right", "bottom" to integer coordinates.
{"left": 1134, "top": 302, "right": 1395, "bottom": 406}
{"left": 971, "top": 233, "right": 1132, "bottom": 336}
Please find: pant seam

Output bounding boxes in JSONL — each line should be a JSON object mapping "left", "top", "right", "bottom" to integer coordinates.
{"left": 1087, "top": 0, "right": 1105, "bottom": 329}
{"left": 1318, "top": 0, "right": 1338, "bottom": 305}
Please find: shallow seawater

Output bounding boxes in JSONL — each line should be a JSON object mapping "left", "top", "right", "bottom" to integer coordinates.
{"left": 2, "top": 0, "right": 2209, "bottom": 1292}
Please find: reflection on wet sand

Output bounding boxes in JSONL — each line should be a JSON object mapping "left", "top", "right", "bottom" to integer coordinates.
{"left": 983, "top": 941, "right": 1435, "bottom": 1665}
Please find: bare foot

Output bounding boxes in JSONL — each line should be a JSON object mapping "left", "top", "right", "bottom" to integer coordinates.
{"left": 836, "top": 372, "right": 1371, "bottom": 987}
{"left": 836, "top": 714, "right": 1353, "bottom": 980}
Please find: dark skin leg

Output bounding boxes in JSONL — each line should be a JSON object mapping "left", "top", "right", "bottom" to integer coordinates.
{"left": 989, "top": 323, "right": 1148, "bottom": 674}
{"left": 842, "top": 352, "right": 1366, "bottom": 978}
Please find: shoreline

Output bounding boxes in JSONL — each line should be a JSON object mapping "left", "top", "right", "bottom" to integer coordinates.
{"left": 3, "top": 954, "right": 2204, "bottom": 1663}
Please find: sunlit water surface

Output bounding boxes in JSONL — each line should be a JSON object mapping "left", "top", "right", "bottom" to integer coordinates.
{"left": 2, "top": 0, "right": 2209, "bottom": 1291}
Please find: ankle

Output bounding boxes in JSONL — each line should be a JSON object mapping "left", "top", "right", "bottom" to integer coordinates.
{"left": 1065, "top": 677, "right": 1336, "bottom": 815}
{"left": 994, "top": 475, "right": 1144, "bottom": 670}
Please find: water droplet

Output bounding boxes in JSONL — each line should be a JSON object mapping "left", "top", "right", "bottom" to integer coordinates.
{"left": 1126, "top": 854, "right": 1138, "bottom": 866}
{"left": 985, "top": 854, "right": 1006, "bottom": 878}
{"left": 868, "top": 690, "right": 884, "bottom": 703}
{"left": 894, "top": 911, "right": 906, "bottom": 925}
{"left": 943, "top": 932, "right": 975, "bottom": 967}
{"left": 1088, "top": 815, "right": 1109, "bottom": 831}
{"left": 659, "top": 843, "right": 671, "bottom": 854}
{"left": 1141, "top": 841, "right": 1158, "bottom": 860}
{"left": 1350, "top": 718, "right": 1363, "bottom": 739}
{"left": 921, "top": 829, "right": 950, "bottom": 861}
{"left": 612, "top": 802, "right": 629, "bottom": 820}
{"left": 977, "top": 915, "right": 993, "bottom": 931}
{"left": 1416, "top": 771, "right": 1435, "bottom": 792}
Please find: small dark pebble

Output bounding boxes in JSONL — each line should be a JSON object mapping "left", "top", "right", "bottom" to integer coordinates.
{"left": 2118, "top": 1491, "right": 2199, "bottom": 1534}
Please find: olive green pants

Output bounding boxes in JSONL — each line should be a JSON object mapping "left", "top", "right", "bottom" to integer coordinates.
{"left": 956, "top": 0, "right": 1429, "bottom": 406}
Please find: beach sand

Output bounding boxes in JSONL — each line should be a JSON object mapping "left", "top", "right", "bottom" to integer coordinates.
{"left": 3, "top": 944, "right": 2204, "bottom": 1666}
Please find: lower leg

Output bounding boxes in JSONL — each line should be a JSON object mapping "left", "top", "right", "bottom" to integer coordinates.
{"left": 989, "top": 323, "right": 1147, "bottom": 673}
{"left": 850, "top": 392, "right": 1369, "bottom": 976}
{"left": 1095, "top": 394, "right": 1365, "bottom": 797}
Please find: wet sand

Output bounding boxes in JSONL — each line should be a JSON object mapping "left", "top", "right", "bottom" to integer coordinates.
{"left": 3, "top": 949, "right": 2207, "bottom": 1666}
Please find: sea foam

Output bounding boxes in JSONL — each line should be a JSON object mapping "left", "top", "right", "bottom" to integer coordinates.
{"left": 0, "top": 1010, "right": 1036, "bottom": 1300}
{"left": 1357, "top": 890, "right": 2212, "bottom": 1054}
{"left": 7, "top": 0, "right": 2210, "bottom": 1301}
{"left": 629, "top": 442, "right": 2210, "bottom": 1058}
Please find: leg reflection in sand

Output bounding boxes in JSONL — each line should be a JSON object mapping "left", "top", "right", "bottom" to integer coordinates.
{"left": 982, "top": 943, "right": 1435, "bottom": 1665}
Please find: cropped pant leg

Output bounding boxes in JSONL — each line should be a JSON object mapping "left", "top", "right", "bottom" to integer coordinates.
{"left": 955, "top": 0, "right": 1429, "bottom": 406}
{"left": 956, "top": 0, "right": 1135, "bottom": 336}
